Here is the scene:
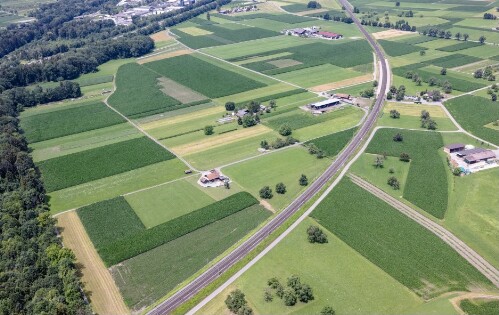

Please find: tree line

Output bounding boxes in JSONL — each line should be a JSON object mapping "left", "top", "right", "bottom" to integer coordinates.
{"left": 0, "top": 95, "right": 90, "bottom": 314}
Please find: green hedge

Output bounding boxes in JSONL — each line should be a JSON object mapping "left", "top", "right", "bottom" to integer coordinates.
{"left": 99, "top": 192, "right": 258, "bottom": 266}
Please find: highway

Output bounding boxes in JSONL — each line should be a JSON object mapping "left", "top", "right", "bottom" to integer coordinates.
{"left": 148, "top": 1, "right": 388, "bottom": 313}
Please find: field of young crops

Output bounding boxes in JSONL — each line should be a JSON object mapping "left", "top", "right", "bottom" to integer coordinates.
{"left": 378, "top": 39, "right": 426, "bottom": 57}
{"left": 39, "top": 137, "right": 175, "bottom": 192}
{"left": 306, "top": 127, "right": 357, "bottom": 157}
{"left": 437, "top": 41, "right": 481, "bottom": 52}
{"left": 21, "top": 101, "right": 125, "bottom": 143}
{"left": 365, "top": 128, "right": 448, "bottom": 219}
{"left": 445, "top": 95, "right": 499, "bottom": 145}
{"left": 460, "top": 299, "right": 499, "bottom": 315}
{"left": 79, "top": 192, "right": 258, "bottom": 266}
{"left": 311, "top": 179, "right": 492, "bottom": 299}
{"left": 111, "top": 204, "right": 271, "bottom": 311}
{"left": 143, "top": 54, "right": 267, "bottom": 98}
{"left": 264, "top": 107, "right": 358, "bottom": 131}
{"left": 108, "top": 63, "right": 182, "bottom": 118}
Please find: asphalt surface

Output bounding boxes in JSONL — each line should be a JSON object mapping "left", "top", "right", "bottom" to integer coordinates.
{"left": 349, "top": 174, "right": 499, "bottom": 288}
{"left": 148, "top": 1, "right": 388, "bottom": 314}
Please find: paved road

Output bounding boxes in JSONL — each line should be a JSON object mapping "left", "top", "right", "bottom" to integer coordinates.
{"left": 147, "top": 1, "right": 389, "bottom": 314}
{"left": 349, "top": 174, "right": 499, "bottom": 288}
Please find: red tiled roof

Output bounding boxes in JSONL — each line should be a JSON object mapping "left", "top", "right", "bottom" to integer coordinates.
{"left": 318, "top": 31, "right": 341, "bottom": 37}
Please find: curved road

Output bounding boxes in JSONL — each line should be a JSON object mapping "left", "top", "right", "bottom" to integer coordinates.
{"left": 148, "top": 1, "right": 388, "bottom": 314}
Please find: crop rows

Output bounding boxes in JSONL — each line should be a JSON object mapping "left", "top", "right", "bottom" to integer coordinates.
{"left": 437, "top": 41, "right": 481, "bottom": 52}
{"left": 39, "top": 137, "right": 175, "bottom": 192}
{"left": 445, "top": 95, "right": 499, "bottom": 145}
{"left": 378, "top": 39, "right": 426, "bottom": 57}
{"left": 365, "top": 128, "right": 448, "bottom": 218}
{"left": 144, "top": 55, "right": 267, "bottom": 99}
{"left": 264, "top": 107, "right": 356, "bottom": 131}
{"left": 108, "top": 63, "right": 181, "bottom": 118}
{"left": 305, "top": 127, "right": 357, "bottom": 156}
{"left": 311, "top": 178, "right": 491, "bottom": 298}
{"left": 22, "top": 101, "right": 125, "bottom": 143}
{"left": 92, "top": 192, "right": 258, "bottom": 266}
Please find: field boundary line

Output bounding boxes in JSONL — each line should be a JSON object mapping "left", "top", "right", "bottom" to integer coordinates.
{"left": 349, "top": 173, "right": 499, "bottom": 288}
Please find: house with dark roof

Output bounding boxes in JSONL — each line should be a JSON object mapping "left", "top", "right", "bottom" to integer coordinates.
{"left": 444, "top": 143, "right": 465, "bottom": 153}
{"left": 464, "top": 151, "right": 496, "bottom": 164}
{"left": 456, "top": 148, "right": 487, "bottom": 157}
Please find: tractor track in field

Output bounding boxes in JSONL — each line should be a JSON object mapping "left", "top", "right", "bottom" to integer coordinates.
{"left": 349, "top": 173, "right": 499, "bottom": 288}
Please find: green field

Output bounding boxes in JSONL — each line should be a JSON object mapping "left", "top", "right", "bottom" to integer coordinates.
{"left": 124, "top": 179, "right": 215, "bottom": 228}
{"left": 94, "top": 192, "right": 258, "bottom": 266}
{"left": 306, "top": 127, "right": 357, "bottom": 157}
{"left": 143, "top": 54, "right": 267, "bottom": 98}
{"left": 29, "top": 123, "right": 142, "bottom": 162}
{"left": 198, "top": 218, "right": 422, "bottom": 315}
{"left": 111, "top": 204, "right": 271, "bottom": 310}
{"left": 378, "top": 39, "right": 426, "bottom": 57}
{"left": 274, "top": 64, "right": 363, "bottom": 88}
{"left": 108, "top": 63, "right": 182, "bottom": 118}
{"left": 460, "top": 298, "right": 499, "bottom": 315}
{"left": 39, "top": 137, "right": 175, "bottom": 192}
{"left": 49, "top": 159, "right": 188, "bottom": 213}
{"left": 311, "top": 179, "right": 492, "bottom": 299}
{"left": 223, "top": 147, "right": 330, "bottom": 210}
{"left": 365, "top": 128, "right": 448, "bottom": 219}
{"left": 445, "top": 95, "right": 499, "bottom": 146}
{"left": 21, "top": 101, "right": 125, "bottom": 143}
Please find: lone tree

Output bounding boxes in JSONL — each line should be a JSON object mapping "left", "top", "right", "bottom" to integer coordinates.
{"left": 479, "top": 35, "right": 486, "bottom": 44}
{"left": 387, "top": 176, "right": 400, "bottom": 190}
{"left": 225, "top": 289, "right": 247, "bottom": 314}
{"left": 269, "top": 99, "right": 277, "bottom": 110}
{"left": 440, "top": 67, "right": 447, "bottom": 75}
{"left": 225, "top": 101, "right": 235, "bottom": 111}
{"left": 400, "top": 152, "right": 411, "bottom": 162}
{"left": 259, "top": 186, "right": 273, "bottom": 199}
{"left": 299, "top": 174, "right": 308, "bottom": 186}
{"left": 204, "top": 125, "right": 214, "bottom": 135}
{"left": 419, "top": 50, "right": 426, "bottom": 56}
{"left": 389, "top": 109, "right": 400, "bottom": 118}
{"left": 393, "top": 133, "right": 403, "bottom": 142}
{"left": 276, "top": 182, "right": 287, "bottom": 194}
{"left": 374, "top": 155, "right": 384, "bottom": 168}
{"left": 279, "top": 124, "right": 292, "bottom": 136}
{"left": 260, "top": 140, "right": 269, "bottom": 150}
{"left": 307, "top": 1, "right": 322, "bottom": 9}
{"left": 321, "top": 306, "right": 336, "bottom": 315}
{"left": 307, "top": 225, "right": 328, "bottom": 243}
{"left": 463, "top": 33, "right": 469, "bottom": 41}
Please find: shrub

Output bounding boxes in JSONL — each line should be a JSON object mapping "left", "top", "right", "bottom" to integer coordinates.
{"left": 204, "top": 125, "right": 214, "bottom": 135}
{"left": 389, "top": 109, "right": 400, "bottom": 119}
{"left": 299, "top": 174, "right": 308, "bottom": 186}
{"left": 400, "top": 152, "right": 411, "bottom": 162}
{"left": 279, "top": 124, "right": 292, "bottom": 136}
{"left": 307, "top": 225, "right": 328, "bottom": 243}
{"left": 393, "top": 133, "right": 403, "bottom": 142}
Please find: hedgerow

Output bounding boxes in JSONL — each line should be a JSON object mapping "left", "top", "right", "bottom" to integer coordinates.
{"left": 98, "top": 192, "right": 258, "bottom": 266}
{"left": 39, "top": 137, "right": 175, "bottom": 192}
{"left": 305, "top": 127, "right": 356, "bottom": 156}
{"left": 144, "top": 55, "right": 267, "bottom": 98}
{"left": 365, "top": 128, "right": 448, "bottom": 218}
{"left": 22, "top": 101, "right": 125, "bottom": 143}
{"left": 445, "top": 95, "right": 499, "bottom": 145}
{"left": 311, "top": 179, "right": 491, "bottom": 298}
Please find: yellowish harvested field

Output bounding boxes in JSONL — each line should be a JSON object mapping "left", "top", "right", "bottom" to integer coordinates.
{"left": 171, "top": 124, "right": 271, "bottom": 156}
{"left": 295, "top": 8, "right": 328, "bottom": 15}
{"left": 140, "top": 106, "right": 225, "bottom": 130}
{"left": 178, "top": 26, "right": 213, "bottom": 36}
{"left": 150, "top": 31, "right": 172, "bottom": 42}
{"left": 56, "top": 211, "right": 129, "bottom": 315}
{"left": 137, "top": 49, "right": 191, "bottom": 64}
{"left": 373, "top": 29, "right": 413, "bottom": 40}
{"left": 310, "top": 74, "right": 372, "bottom": 92}
{"left": 383, "top": 102, "right": 447, "bottom": 118}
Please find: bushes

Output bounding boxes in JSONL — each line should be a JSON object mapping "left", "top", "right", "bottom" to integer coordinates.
{"left": 144, "top": 55, "right": 266, "bottom": 99}
{"left": 39, "top": 137, "right": 175, "bottom": 192}
{"left": 22, "top": 101, "right": 125, "bottom": 143}
{"left": 98, "top": 192, "right": 258, "bottom": 266}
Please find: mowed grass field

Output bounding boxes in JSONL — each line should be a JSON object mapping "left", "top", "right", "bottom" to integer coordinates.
{"left": 365, "top": 128, "right": 448, "bottom": 219}
{"left": 111, "top": 205, "right": 271, "bottom": 311}
{"left": 198, "top": 218, "right": 422, "bottom": 315}
{"left": 39, "top": 137, "right": 175, "bottom": 192}
{"left": 445, "top": 95, "right": 499, "bottom": 146}
{"left": 311, "top": 179, "right": 493, "bottom": 299}
{"left": 21, "top": 101, "right": 125, "bottom": 143}
{"left": 124, "top": 179, "right": 216, "bottom": 228}
{"left": 223, "top": 147, "right": 330, "bottom": 210}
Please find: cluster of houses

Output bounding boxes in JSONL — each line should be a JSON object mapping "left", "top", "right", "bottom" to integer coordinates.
{"left": 219, "top": 5, "right": 259, "bottom": 14}
{"left": 75, "top": 0, "right": 192, "bottom": 25}
{"left": 283, "top": 26, "right": 343, "bottom": 40}
{"left": 444, "top": 143, "right": 498, "bottom": 174}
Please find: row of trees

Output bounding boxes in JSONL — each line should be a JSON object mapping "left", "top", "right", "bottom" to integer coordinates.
{"left": 360, "top": 18, "right": 416, "bottom": 32}
{"left": 0, "top": 93, "right": 89, "bottom": 313}
{"left": 421, "top": 28, "right": 486, "bottom": 44}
